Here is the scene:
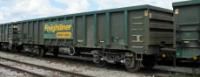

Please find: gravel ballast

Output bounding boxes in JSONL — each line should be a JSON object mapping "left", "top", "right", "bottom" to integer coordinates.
{"left": 0, "top": 51, "right": 158, "bottom": 77}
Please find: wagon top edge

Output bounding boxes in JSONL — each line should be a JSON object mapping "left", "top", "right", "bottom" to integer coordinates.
{"left": 173, "top": 1, "right": 200, "bottom": 7}
{"left": 0, "top": 4, "right": 172, "bottom": 25}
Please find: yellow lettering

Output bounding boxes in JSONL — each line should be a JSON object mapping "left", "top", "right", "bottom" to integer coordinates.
{"left": 44, "top": 24, "right": 72, "bottom": 32}
{"left": 56, "top": 32, "right": 72, "bottom": 39}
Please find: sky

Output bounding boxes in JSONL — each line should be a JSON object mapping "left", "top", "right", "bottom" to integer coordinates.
{"left": 0, "top": 0, "right": 189, "bottom": 24}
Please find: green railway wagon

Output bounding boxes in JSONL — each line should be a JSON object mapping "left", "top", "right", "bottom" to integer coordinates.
{"left": 173, "top": 1, "right": 200, "bottom": 61}
{"left": 0, "top": 5, "right": 173, "bottom": 71}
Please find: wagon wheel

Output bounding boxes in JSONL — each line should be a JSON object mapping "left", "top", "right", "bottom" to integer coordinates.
{"left": 32, "top": 47, "right": 40, "bottom": 56}
{"left": 124, "top": 57, "right": 140, "bottom": 72}
{"left": 7, "top": 44, "right": 14, "bottom": 52}
{"left": 38, "top": 48, "right": 46, "bottom": 57}
{"left": 68, "top": 47, "right": 76, "bottom": 56}
{"left": 32, "top": 47, "right": 45, "bottom": 57}
{"left": 92, "top": 50, "right": 107, "bottom": 67}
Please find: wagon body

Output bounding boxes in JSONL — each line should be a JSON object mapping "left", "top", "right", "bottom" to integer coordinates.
{"left": 0, "top": 5, "right": 173, "bottom": 71}
{"left": 0, "top": 5, "right": 173, "bottom": 54}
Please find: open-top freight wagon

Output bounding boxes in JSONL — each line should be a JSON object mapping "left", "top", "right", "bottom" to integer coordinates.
{"left": 173, "top": 1, "right": 200, "bottom": 61}
{"left": 158, "top": 1, "right": 200, "bottom": 65}
{"left": 0, "top": 5, "right": 173, "bottom": 71}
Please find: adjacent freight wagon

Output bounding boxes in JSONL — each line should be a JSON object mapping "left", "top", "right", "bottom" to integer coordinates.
{"left": 0, "top": 5, "right": 173, "bottom": 71}
{"left": 173, "top": 1, "right": 200, "bottom": 61}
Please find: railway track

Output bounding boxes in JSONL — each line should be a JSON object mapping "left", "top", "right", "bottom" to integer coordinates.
{"left": 48, "top": 54, "right": 200, "bottom": 76}
{"left": 155, "top": 65, "right": 200, "bottom": 74}
{"left": 153, "top": 66, "right": 200, "bottom": 77}
{"left": 47, "top": 54, "right": 200, "bottom": 76}
{"left": 0, "top": 51, "right": 199, "bottom": 77}
{"left": 0, "top": 56, "right": 92, "bottom": 77}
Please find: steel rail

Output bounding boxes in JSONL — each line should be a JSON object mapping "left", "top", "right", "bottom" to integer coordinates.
{"left": 0, "top": 63, "right": 45, "bottom": 77}
{"left": 0, "top": 57, "right": 93, "bottom": 77}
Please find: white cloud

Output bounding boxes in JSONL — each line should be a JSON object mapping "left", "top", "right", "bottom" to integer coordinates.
{"left": 0, "top": 0, "right": 59, "bottom": 23}
{"left": 0, "top": 0, "right": 92, "bottom": 23}
{"left": 0, "top": 12, "right": 4, "bottom": 21}
{"left": 12, "top": 0, "right": 59, "bottom": 16}
{"left": 54, "top": 0, "right": 90, "bottom": 14}
{"left": 97, "top": 0, "right": 189, "bottom": 10}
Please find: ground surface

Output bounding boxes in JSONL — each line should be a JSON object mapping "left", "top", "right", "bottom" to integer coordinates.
{"left": 0, "top": 51, "right": 198, "bottom": 77}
